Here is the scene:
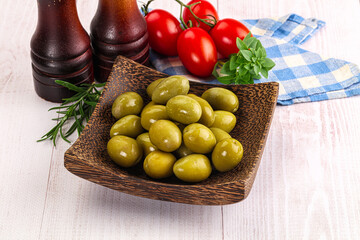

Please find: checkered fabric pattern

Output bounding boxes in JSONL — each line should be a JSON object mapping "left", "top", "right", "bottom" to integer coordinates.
{"left": 150, "top": 14, "right": 360, "bottom": 105}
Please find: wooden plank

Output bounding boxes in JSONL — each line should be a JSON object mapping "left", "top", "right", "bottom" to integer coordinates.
{"left": 0, "top": 0, "right": 359, "bottom": 239}
{"left": 0, "top": 0, "right": 57, "bottom": 239}
{"left": 38, "top": 140, "right": 223, "bottom": 239}
{"left": 37, "top": 0, "right": 223, "bottom": 239}
{"left": 219, "top": 0, "right": 360, "bottom": 238}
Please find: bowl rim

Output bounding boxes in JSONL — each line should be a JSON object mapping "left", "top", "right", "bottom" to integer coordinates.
{"left": 64, "top": 56, "right": 279, "bottom": 205}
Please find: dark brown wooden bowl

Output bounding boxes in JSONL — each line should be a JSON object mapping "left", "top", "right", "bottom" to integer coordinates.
{"left": 64, "top": 55, "right": 279, "bottom": 205}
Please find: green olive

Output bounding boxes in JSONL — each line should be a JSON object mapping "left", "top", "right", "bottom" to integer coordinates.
{"left": 187, "top": 94, "right": 215, "bottom": 127}
{"left": 110, "top": 115, "right": 144, "bottom": 138}
{"left": 166, "top": 95, "right": 202, "bottom": 124}
{"left": 142, "top": 101, "right": 158, "bottom": 112}
{"left": 136, "top": 132, "right": 158, "bottom": 156}
{"left": 140, "top": 105, "right": 169, "bottom": 130}
{"left": 210, "top": 127, "right": 231, "bottom": 142}
{"left": 107, "top": 135, "right": 143, "bottom": 167}
{"left": 149, "top": 120, "right": 182, "bottom": 152}
{"left": 175, "top": 143, "right": 193, "bottom": 158}
{"left": 201, "top": 87, "right": 239, "bottom": 113}
{"left": 183, "top": 123, "right": 216, "bottom": 154}
{"left": 173, "top": 154, "right": 212, "bottom": 182}
{"left": 211, "top": 111, "right": 236, "bottom": 133}
{"left": 143, "top": 151, "right": 176, "bottom": 179}
{"left": 151, "top": 75, "right": 190, "bottom": 104}
{"left": 112, "top": 92, "right": 144, "bottom": 119}
{"left": 146, "top": 78, "right": 164, "bottom": 98}
{"left": 212, "top": 138, "right": 243, "bottom": 172}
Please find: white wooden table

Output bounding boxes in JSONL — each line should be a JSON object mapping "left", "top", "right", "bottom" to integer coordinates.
{"left": 1, "top": 0, "right": 359, "bottom": 239}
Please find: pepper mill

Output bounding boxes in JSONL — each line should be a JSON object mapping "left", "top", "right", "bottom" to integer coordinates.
{"left": 90, "top": 0, "right": 149, "bottom": 82}
{"left": 31, "top": 0, "right": 93, "bottom": 102}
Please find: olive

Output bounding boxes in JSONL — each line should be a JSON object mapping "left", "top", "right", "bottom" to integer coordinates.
{"left": 187, "top": 94, "right": 215, "bottom": 127}
{"left": 110, "top": 115, "right": 144, "bottom": 138}
{"left": 173, "top": 154, "right": 212, "bottom": 182}
{"left": 112, "top": 92, "right": 144, "bottom": 119}
{"left": 107, "top": 135, "right": 143, "bottom": 167}
{"left": 151, "top": 75, "right": 190, "bottom": 104}
{"left": 201, "top": 87, "right": 239, "bottom": 113}
{"left": 143, "top": 151, "right": 177, "bottom": 179}
{"left": 141, "top": 105, "right": 169, "bottom": 130}
{"left": 183, "top": 123, "right": 216, "bottom": 154}
{"left": 136, "top": 132, "right": 158, "bottom": 156}
{"left": 210, "top": 127, "right": 231, "bottom": 142}
{"left": 175, "top": 143, "right": 193, "bottom": 158}
{"left": 142, "top": 101, "right": 158, "bottom": 112}
{"left": 166, "top": 95, "right": 202, "bottom": 124}
{"left": 146, "top": 78, "right": 164, "bottom": 98}
{"left": 212, "top": 138, "right": 243, "bottom": 172}
{"left": 211, "top": 111, "right": 236, "bottom": 133}
{"left": 149, "top": 120, "right": 182, "bottom": 152}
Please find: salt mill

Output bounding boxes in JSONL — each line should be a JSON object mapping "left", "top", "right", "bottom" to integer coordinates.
{"left": 31, "top": 0, "right": 93, "bottom": 102}
{"left": 90, "top": 0, "right": 149, "bottom": 82}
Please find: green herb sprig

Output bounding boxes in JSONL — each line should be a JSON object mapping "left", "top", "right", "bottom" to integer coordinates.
{"left": 38, "top": 80, "right": 106, "bottom": 146}
{"left": 213, "top": 32, "right": 276, "bottom": 84}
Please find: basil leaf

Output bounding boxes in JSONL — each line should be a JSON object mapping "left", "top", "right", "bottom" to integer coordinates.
{"left": 260, "top": 67, "right": 269, "bottom": 78}
{"left": 230, "top": 55, "right": 238, "bottom": 71}
{"left": 236, "top": 38, "right": 248, "bottom": 50}
{"left": 237, "top": 56, "right": 246, "bottom": 64}
{"left": 218, "top": 74, "right": 236, "bottom": 84}
{"left": 254, "top": 65, "right": 260, "bottom": 75}
{"left": 248, "top": 38, "right": 258, "bottom": 49}
{"left": 243, "top": 32, "right": 252, "bottom": 44}
{"left": 220, "top": 61, "right": 231, "bottom": 74}
{"left": 257, "top": 40, "right": 264, "bottom": 49}
{"left": 254, "top": 74, "right": 261, "bottom": 79}
{"left": 244, "top": 37, "right": 256, "bottom": 49}
{"left": 263, "top": 58, "right": 275, "bottom": 68}
{"left": 237, "top": 66, "right": 248, "bottom": 77}
{"left": 242, "top": 74, "right": 252, "bottom": 84}
{"left": 256, "top": 48, "right": 263, "bottom": 58}
{"left": 212, "top": 62, "right": 220, "bottom": 78}
{"left": 260, "top": 47, "right": 267, "bottom": 58}
{"left": 240, "top": 50, "right": 252, "bottom": 61}
{"left": 212, "top": 32, "right": 275, "bottom": 86}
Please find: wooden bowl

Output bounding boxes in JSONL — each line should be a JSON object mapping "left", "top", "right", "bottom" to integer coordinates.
{"left": 64, "top": 56, "right": 279, "bottom": 205}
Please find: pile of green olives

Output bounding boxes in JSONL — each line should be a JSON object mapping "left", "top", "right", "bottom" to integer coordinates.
{"left": 107, "top": 75, "right": 244, "bottom": 183}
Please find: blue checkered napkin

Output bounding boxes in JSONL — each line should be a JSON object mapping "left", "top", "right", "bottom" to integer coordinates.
{"left": 150, "top": 14, "right": 360, "bottom": 105}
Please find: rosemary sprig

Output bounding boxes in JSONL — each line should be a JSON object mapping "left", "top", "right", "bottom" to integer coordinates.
{"left": 38, "top": 80, "right": 106, "bottom": 146}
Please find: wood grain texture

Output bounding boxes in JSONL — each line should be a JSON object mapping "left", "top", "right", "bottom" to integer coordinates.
{"left": 0, "top": 0, "right": 359, "bottom": 239}
{"left": 63, "top": 56, "right": 278, "bottom": 205}
{"left": 219, "top": 0, "right": 360, "bottom": 239}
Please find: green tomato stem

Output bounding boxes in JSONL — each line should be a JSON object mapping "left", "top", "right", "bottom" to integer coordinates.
{"left": 174, "top": 0, "right": 216, "bottom": 29}
{"left": 178, "top": 2, "right": 188, "bottom": 30}
{"left": 141, "top": 0, "right": 154, "bottom": 16}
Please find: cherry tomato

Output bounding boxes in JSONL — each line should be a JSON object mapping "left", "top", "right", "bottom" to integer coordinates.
{"left": 177, "top": 27, "right": 217, "bottom": 77}
{"left": 183, "top": 0, "right": 219, "bottom": 32}
{"left": 145, "top": 9, "right": 182, "bottom": 56}
{"left": 209, "top": 18, "right": 251, "bottom": 58}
